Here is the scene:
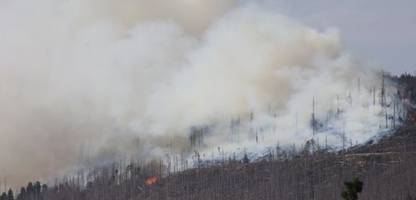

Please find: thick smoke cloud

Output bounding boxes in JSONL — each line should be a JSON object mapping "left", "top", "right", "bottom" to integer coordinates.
{"left": 0, "top": 0, "right": 234, "bottom": 187}
{"left": 0, "top": 0, "right": 395, "bottom": 187}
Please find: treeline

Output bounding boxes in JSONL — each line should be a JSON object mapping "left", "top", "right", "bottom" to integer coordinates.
{"left": 1, "top": 181, "right": 47, "bottom": 200}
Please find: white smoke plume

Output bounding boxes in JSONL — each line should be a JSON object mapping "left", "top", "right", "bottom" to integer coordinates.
{"left": 0, "top": 0, "right": 400, "bottom": 187}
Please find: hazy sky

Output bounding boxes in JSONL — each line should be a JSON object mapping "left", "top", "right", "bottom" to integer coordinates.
{"left": 259, "top": 0, "right": 416, "bottom": 74}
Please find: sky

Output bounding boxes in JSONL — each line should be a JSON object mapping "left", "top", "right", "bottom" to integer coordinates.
{"left": 260, "top": 0, "right": 416, "bottom": 74}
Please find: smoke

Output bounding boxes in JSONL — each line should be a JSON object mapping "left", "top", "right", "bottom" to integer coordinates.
{"left": 0, "top": 0, "right": 398, "bottom": 187}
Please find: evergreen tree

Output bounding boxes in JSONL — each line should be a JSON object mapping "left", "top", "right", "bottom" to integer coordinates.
{"left": 41, "top": 184, "right": 48, "bottom": 193}
{"left": 341, "top": 177, "right": 363, "bottom": 200}
{"left": 0, "top": 193, "right": 7, "bottom": 200}
{"left": 34, "top": 181, "right": 41, "bottom": 196}
{"left": 7, "top": 189, "right": 13, "bottom": 200}
{"left": 16, "top": 187, "right": 26, "bottom": 200}
{"left": 26, "top": 182, "right": 34, "bottom": 195}
{"left": 242, "top": 153, "right": 250, "bottom": 164}
{"left": 26, "top": 182, "right": 34, "bottom": 200}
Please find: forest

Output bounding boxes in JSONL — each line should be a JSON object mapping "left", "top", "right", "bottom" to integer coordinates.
{"left": 0, "top": 73, "right": 414, "bottom": 200}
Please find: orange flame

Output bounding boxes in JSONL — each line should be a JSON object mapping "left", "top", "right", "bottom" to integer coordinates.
{"left": 145, "top": 176, "right": 159, "bottom": 186}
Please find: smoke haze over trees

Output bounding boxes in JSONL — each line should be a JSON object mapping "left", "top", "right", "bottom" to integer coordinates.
{"left": 0, "top": 0, "right": 410, "bottom": 189}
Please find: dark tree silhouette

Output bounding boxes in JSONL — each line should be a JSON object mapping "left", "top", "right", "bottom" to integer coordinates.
{"left": 0, "top": 193, "right": 7, "bottom": 200}
{"left": 16, "top": 187, "right": 26, "bottom": 200}
{"left": 41, "top": 184, "right": 47, "bottom": 193}
{"left": 242, "top": 153, "right": 250, "bottom": 164}
{"left": 26, "top": 182, "right": 33, "bottom": 194}
{"left": 7, "top": 189, "right": 14, "bottom": 200}
{"left": 341, "top": 177, "right": 363, "bottom": 200}
{"left": 34, "top": 181, "right": 41, "bottom": 199}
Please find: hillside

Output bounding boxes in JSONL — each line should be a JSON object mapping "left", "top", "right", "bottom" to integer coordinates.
{"left": 3, "top": 74, "right": 416, "bottom": 200}
{"left": 141, "top": 125, "right": 416, "bottom": 200}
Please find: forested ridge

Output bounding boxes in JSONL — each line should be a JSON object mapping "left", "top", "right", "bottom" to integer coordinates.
{"left": 2, "top": 73, "right": 416, "bottom": 200}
